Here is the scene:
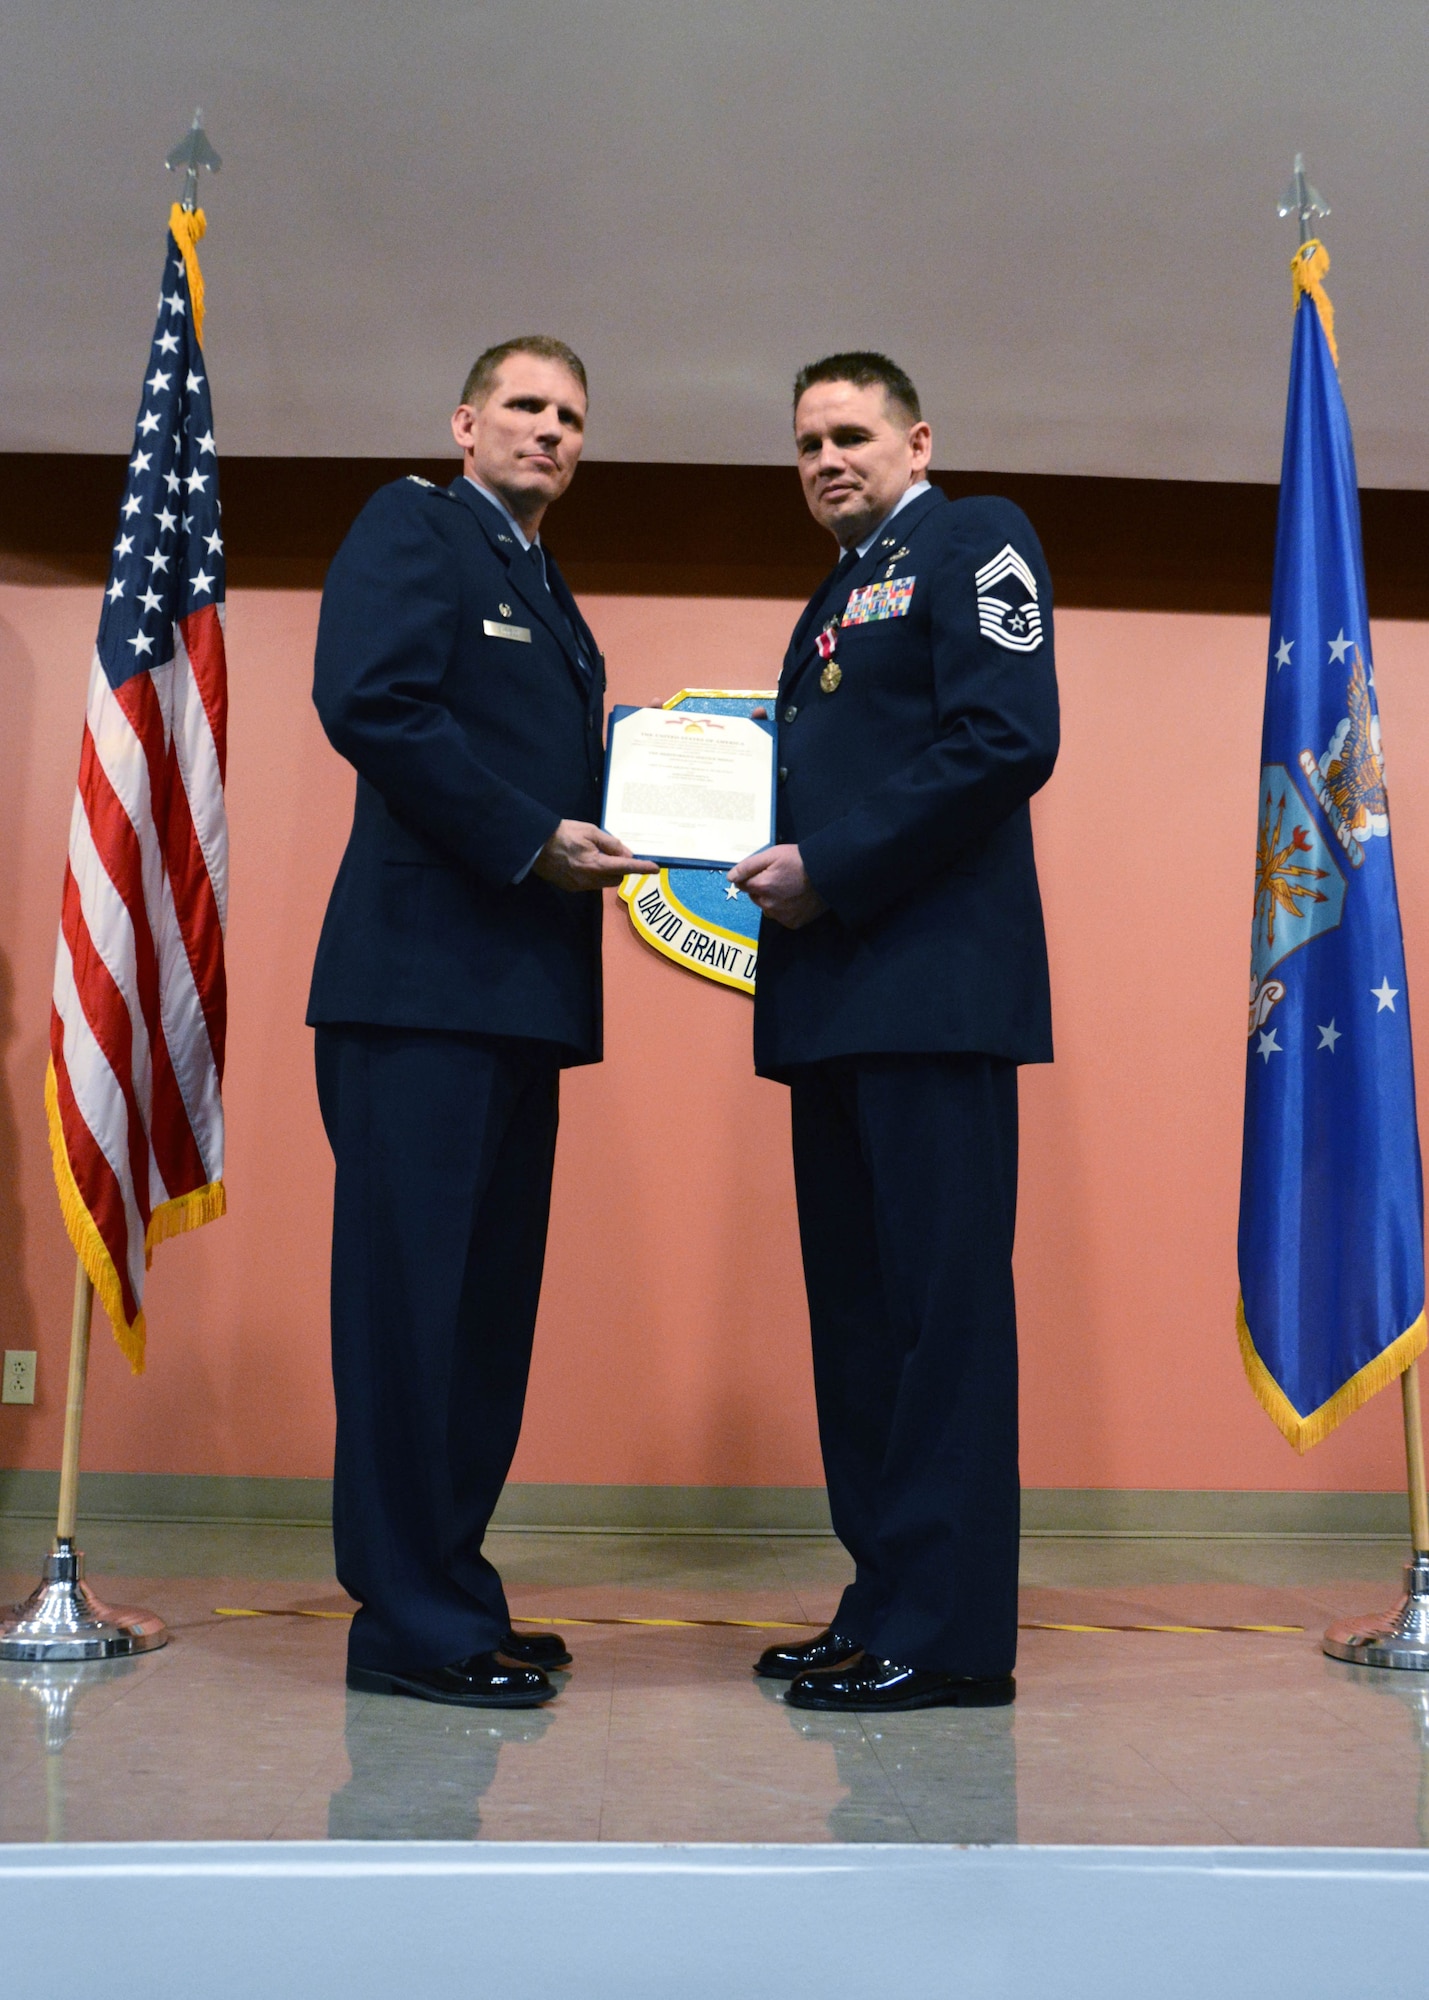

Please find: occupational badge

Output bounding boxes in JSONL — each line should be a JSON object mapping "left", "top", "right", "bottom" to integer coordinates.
{"left": 618, "top": 689, "right": 774, "bottom": 996}
{"left": 974, "top": 544, "right": 1043, "bottom": 652}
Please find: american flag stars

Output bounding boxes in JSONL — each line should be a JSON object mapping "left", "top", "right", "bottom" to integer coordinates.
{"left": 96, "top": 250, "right": 224, "bottom": 689}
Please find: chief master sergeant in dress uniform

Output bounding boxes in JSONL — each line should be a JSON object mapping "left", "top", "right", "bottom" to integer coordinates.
{"left": 308, "top": 338, "right": 654, "bottom": 1708}
{"left": 732, "top": 352, "right": 1059, "bottom": 1712}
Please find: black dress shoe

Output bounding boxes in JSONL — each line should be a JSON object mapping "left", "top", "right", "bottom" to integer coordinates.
{"left": 500, "top": 1627, "right": 573, "bottom": 1669}
{"left": 347, "top": 1650, "right": 556, "bottom": 1708}
{"left": 785, "top": 1657, "right": 1015, "bottom": 1712}
{"left": 754, "top": 1627, "right": 863, "bottom": 1680}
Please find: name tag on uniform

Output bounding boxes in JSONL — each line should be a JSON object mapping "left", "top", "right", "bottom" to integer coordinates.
{"left": 842, "top": 577, "right": 915, "bottom": 626}
{"left": 483, "top": 618, "right": 532, "bottom": 642}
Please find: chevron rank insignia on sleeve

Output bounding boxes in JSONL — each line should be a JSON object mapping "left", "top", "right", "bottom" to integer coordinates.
{"left": 975, "top": 544, "right": 1043, "bottom": 652}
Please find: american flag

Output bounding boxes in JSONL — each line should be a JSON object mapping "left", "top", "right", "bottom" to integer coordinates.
{"left": 46, "top": 207, "right": 228, "bottom": 1371}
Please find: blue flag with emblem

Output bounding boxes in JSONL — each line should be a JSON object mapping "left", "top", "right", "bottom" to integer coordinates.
{"left": 1238, "top": 237, "right": 1426, "bottom": 1450}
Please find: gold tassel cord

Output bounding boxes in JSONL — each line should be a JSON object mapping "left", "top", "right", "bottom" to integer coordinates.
{"left": 1237, "top": 1291, "right": 1427, "bottom": 1452}
{"left": 167, "top": 203, "right": 208, "bottom": 350}
{"left": 1291, "top": 238, "right": 1338, "bottom": 369}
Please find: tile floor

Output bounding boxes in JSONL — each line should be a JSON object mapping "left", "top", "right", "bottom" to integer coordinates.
{"left": 0, "top": 1519, "right": 1425, "bottom": 1847}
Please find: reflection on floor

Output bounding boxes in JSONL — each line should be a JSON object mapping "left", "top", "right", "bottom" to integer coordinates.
{"left": 0, "top": 1520, "right": 1425, "bottom": 1847}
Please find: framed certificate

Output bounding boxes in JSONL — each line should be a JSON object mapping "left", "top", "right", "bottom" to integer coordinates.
{"left": 601, "top": 704, "right": 776, "bottom": 869}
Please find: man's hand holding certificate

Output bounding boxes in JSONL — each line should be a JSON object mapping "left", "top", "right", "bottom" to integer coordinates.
{"left": 601, "top": 706, "right": 776, "bottom": 868}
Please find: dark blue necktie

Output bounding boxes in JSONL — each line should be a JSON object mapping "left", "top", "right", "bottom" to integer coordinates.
{"left": 809, "top": 546, "right": 859, "bottom": 632}
{"left": 523, "top": 543, "right": 590, "bottom": 680}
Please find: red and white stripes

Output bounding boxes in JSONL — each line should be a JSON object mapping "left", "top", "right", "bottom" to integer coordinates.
{"left": 47, "top": 600, "right": 228, "bottom": 1368}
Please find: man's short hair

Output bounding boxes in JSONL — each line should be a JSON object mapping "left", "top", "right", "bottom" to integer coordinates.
{"left": 792, "top": 351, "right": 921, "bottom": 425}
{"left": 459, "top": 337, "right": 588, "bottom": 409}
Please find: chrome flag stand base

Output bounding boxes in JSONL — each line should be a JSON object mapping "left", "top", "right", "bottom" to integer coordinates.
{"left": 0, "top": 1541, "right": 167, "bottom": 1662}
{"left": 1324, "top": 1554, "right": 1429, "bottom": 1671}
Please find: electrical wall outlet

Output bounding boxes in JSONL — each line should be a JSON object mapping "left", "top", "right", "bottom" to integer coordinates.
{"left": 2, "top": 1351, "right": 36, "bottom": 1405}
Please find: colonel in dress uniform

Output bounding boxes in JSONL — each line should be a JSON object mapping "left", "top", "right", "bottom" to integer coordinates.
{"left": 308, "top": 338, "right": 652, "bottom": 1708}
{"left": 732, "top": 352, "right": 1059, "bottom": 1711}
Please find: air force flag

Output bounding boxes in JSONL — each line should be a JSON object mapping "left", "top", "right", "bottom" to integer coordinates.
{"left": 1238, "top": 239, "right": 1426, "bottom": 1450}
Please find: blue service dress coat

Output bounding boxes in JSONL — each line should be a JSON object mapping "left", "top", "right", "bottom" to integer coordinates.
{"left": 753, "top": 484, "right": 1059, "bottom": 1076}
{"left": 307, "top": 474, "right": 607, "bottom": 1063}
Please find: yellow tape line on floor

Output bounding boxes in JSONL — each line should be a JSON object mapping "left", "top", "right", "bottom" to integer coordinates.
{"left": 213, "top": 1609, "right": 1305, "bottom": 1636}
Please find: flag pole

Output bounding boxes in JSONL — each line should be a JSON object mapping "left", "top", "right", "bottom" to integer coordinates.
{"left": 0, "top": 1253, "right": 167, "bottom": 1662}
{"left": 1402, "top": 1364, "right": 1429, "bottom": 1556}
{"left": 54, "top": 1260, "right": 95, "bottom": 1549}
{"left": 0, "top": 108, "right": 226, "bottom": 1663}
{"left": 1324, "top": 1365, "right": 1429, "bottom": 1665}
{"left": 1270, "top": 144, "right": 1429, "bottom": 1666}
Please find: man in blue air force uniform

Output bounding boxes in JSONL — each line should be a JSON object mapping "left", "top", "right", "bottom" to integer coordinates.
{"left": 308, "top": 338, "right": 653, "bottom": 1708}
{"left": 732, "top": 353, "right": 1058, "bottom": 1712}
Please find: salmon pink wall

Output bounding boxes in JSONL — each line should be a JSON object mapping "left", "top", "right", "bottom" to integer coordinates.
{"left": 0, "top": 580, "right": 1426, "bottom": 1492}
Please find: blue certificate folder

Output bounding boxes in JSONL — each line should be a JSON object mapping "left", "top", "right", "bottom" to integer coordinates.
{"left": 601, "top": 703, "right": 776, "bottom": 870}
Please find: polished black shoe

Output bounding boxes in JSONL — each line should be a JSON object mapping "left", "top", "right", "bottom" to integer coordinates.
{"left": 754, "top": 1627, "right": 863, "bottom": 1680}
{"left": 347, "top": 1651, "right": 556, "bottom": 1708}
{"left": 500, "top": 1627, "right": 573, "bottom": 1669}
{"left": 784, "top": 1657, "right": 1015, "bottom": 1712}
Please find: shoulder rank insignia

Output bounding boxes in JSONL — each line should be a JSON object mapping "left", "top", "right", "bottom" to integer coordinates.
{"left": 406, "top": 474, "right": 437, "bottom": 489}
{"left": 975, "top": 544, "right": 1043, "bottom": 652}
{"left": 843, "top": 577, "right": 915, "bottom": 626}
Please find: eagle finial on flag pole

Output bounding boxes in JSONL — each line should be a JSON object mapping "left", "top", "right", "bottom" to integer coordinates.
{"left": 165, "top": 109, "right": 221, "bottom": 214}
{"left": 1277, "top": 153, "right": 1329, "bottom": 248}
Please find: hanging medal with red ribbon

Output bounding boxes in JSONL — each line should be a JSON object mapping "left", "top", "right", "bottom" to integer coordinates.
{"left": 817, "top": 617, "right": 841, "bottom": 693}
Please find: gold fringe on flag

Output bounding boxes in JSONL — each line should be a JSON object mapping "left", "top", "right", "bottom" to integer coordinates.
{"left": 1237, "top": 1290, "right": 1426, "bottom": 1452}
{"left": 167, "top": 203, "right": 208, "bottom": 350}
{"left": 45, "top": 1058, "right": 227, "bottom": 1374}
{"left": 147, "top": 1182, "right": 227, "bottom": 1249}
{"left": 1291, "top": 239, "right": 1338, "bottom": 368}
